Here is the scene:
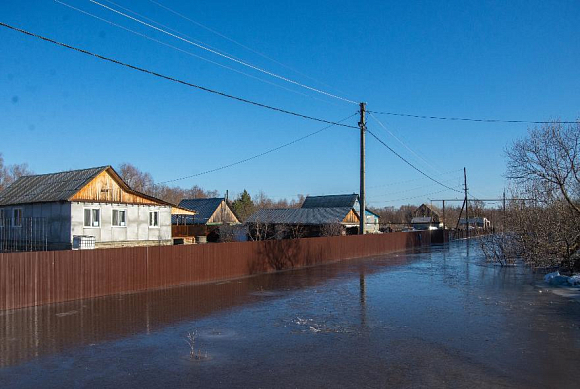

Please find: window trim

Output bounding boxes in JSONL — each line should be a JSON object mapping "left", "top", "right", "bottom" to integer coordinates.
{"left": 149, "top": 210, "right": 160, "bottom": 228}
{"left": 112, "top": 208, "right": 127, "bottom": 228}
{"left": 12, "top": 208, "right": 23, "bottom": 228}
{"left": 83, "top": 208, "right": 101, "bottom": 228}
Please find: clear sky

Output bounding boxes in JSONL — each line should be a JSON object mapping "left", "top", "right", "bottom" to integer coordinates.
{"left": 1, "top": 0, "right": 579, "bottom": 207}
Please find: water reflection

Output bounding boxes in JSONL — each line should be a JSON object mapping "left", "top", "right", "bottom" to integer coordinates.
{"left": 0, "top": 253, "right": 412, "bottom": 368}
{"left": 1, "top": 242, "right": 579, "bottom": 388}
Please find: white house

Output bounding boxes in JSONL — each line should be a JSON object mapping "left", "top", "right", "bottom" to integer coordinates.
{"left": 0, "top": 166, "right": 195, "bottom": 250}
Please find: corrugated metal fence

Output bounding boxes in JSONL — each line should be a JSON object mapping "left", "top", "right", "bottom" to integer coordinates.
{"left": 0, "top": 231, "right": 429, "bottom": 311}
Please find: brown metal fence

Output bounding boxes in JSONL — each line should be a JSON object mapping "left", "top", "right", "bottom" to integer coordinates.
{"left": 0, "top": 231, "right": 429, "bottom": 311}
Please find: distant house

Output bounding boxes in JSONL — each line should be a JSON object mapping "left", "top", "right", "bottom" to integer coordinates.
{"left": 301, "top": 194, "right": 380, "bottom": 233}
{"left": 459, "top": 217, "right": 491, "bottom": 229}
{"left": 411, "top": 204, "right": 441, "bottom": 230}
{"left": 0, "top": 166, "right": 195, "bottom": 251}
{"left": 245, "top": 207, "right": 360, "bottom": 239}
{"left": 173, "top": 198, "right": 240, "bottom": 242}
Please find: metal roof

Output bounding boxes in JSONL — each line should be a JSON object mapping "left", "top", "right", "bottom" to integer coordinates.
{"left": 246, "top": 207, "right": 356, "bottom": 225}
{"left": 301, "top": 194, "right": 359, "bottom": 209}
{"left": 0, "top": 166, "right": 109, "bottom": 206}
{"left": 177, "top": 198, "right": 225, "bottom": 224}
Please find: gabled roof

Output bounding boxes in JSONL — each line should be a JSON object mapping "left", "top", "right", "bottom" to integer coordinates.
{"left": 0, "top": 166, "right": 188, "bottom": 212}
{"left": 246, "top": 207, "right": 357, "bottom": 226}
{"left": 178, "top": 198, "right": 225, "bottom": 224}
{"left": 0, "top": 166, "right": 109, "bottom": 206}
{"left": 301, "top": 194, "right": 359, "bottom": 209}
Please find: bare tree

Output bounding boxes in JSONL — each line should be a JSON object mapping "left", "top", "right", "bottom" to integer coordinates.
{"left": 482, "top": 122, "right": 580, "bottom": 271}
{"left": 0, "top": 153, "right": 33, "bottom": 192}
{"left": 118, "top": 163, "right": 154, "bottom": 193}
{"left": 506, "top": 122, "right": 580, "bottom": 215}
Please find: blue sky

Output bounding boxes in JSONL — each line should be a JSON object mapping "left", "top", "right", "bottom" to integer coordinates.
{"left": 1, "top": 0, "right": 579, "bottom": 207}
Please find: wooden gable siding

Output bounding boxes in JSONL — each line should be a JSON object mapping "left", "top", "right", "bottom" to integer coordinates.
{"left": 208, "top": 202, "right": 240, "bottom": 224}
{"left": 69, "top": 170, "right": 158, "bottom": 205}
{"left": 342, "top": 209, "right": 360, "bottom": 224}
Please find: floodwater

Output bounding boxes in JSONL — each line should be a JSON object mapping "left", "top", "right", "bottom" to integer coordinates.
{"left": 1, "top": 241, "right": 580, "bottom": 388}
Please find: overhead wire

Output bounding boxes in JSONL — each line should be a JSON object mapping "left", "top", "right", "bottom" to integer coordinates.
{"left": 367, "top": 110, "right": 578, "bottom": 124}
{"left": 0, "top": 22, "right": 358, "bottom": 129}
{"left": 368, "top": 112, "right": 444, "bottom": 175}
{"left": 89, "top": 0, "right": 359, "bottom": 105}
{"left": 156, "top": 114, "right": 357, "bottom": 185}
{"left": 366, "top": 168, "right": 462, "bottom": 190}
{"left": 368, "top": 188, "right": 459, "bottom": 204}
{"left": 369, "top": 177, "right": 463, "bottom": 199}
{"left": 148, "top": 0, "right": 349, "bottom": 96}
{"left": 366, "top": 127, "right": 463, "bottom": 193}
{"left": 55, "top": 0, "right": 331, "bottom": 102}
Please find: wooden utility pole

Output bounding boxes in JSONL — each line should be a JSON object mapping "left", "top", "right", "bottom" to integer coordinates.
{"left": 359, "top": 102, "right": 366, "bottom": 235}
{"left": 442, "top": 200, "right": 446, "bottom": 231}
{"left": 464, "top": 167, "right": 468, "bottom": 239}
{"left": 502, "top": 188, "right": 506, "bottom": 232}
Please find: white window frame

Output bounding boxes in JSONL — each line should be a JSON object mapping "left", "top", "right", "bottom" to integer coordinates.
{"left": 12, "top": 208, "right": 23, "bottom": 228}
{"left": 112, "top": 209, "right": 127, "bottom": 227}
{"left": 149, "top": 211, "right": 159, "bottom": 228}
{"left": 83, "top": 208, "right": 101, "bottom": 228}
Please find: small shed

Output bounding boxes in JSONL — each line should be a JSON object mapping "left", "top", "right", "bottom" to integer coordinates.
{"left": 173, "top": 198, "right": 240, "bottom": 242}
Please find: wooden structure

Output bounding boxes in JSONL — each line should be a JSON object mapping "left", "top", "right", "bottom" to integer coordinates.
{"left": 173, "top": 198, "right": 240, "bottom": 243}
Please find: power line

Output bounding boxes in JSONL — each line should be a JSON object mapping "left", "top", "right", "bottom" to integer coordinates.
{"left": 370, "top": 177, "right": 462, "bottom": 199}
{"left": 156, "top": 114, "right": 357, "bottom": 185}
{"left": 148, "top": 0, "right": 349, "bottom": 96}
{"left": 89, "top": 0, "right": 358, "bottom": 105}
{"left": 96, "top": 0, "right": 340, "bottom": 106}
{"left": 368, "top": 112, "right": 444, "bottom": 175}
{"left": 55, "top": 0, "right": 330, "bottom": 103}
{"left": 367, "top": 168, "right": 462, "bottom": 190}
{"left": 367, "top": 110, "right": 578, "bottom": 124}
{"left": 0, "top": 22, "right": 358, "bottom": 129}
{"left": 368, "top": 188, "right": 457, "bottom": 204}
{"left": 366, "top": 128, "right": 463, "bottom": 193}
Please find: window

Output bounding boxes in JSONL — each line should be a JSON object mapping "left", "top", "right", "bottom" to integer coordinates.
{"left": 13, "top": 208, "right": 22, "bottom": 227}
{"left": 0, "top": 209, "right": 5, "bottom": 228}
{"left": 112, "top": 209, "right": 127, "bottom": 227}
{"left": 84, "top": 208, "right": 100, "bottom": 227}
{"left": 149, "top": 211, "right": 159, "bottom": 227}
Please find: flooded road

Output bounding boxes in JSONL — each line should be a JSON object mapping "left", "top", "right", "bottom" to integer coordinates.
{"left": 1, "top": 240, "right": 579, "bottom": 388}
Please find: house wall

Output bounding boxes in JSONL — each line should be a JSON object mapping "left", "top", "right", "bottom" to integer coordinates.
{"left": 365, "top": 212, "right": 380, "bottom": 233}
{"left": 0, "top": 202, "right": 72, "bottom": 250}
{"left": 70, "top": 202, "right": 172, "bottom": 248}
